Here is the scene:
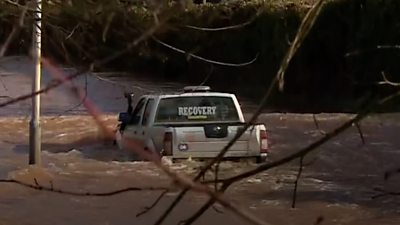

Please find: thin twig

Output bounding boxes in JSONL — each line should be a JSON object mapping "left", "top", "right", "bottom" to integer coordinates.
{"left": 345, "top": 45, "right": 400, "bottom": 57}
{"left": 33, "top": 178, "right": 39, "bottom": 187}
{"left": 153, "top": 189, "right": 188, "bottom": 225}
{"left": 184, "top": 12, "right": 258, "bottom": 31}
{"left": 278, "top": 0, "right": 326, "bottom": 91}
{"left": 379, "top": 71, "right": 400, "bottom": 87}
{"left": 198, "top": 64, "right": 214, "bottom": 86}
{"left": 136, "top": 190, "right": 169, "bottom": 217}
{"left": 303, "top": 157, "right": 319, "bottom": 167}
{"left": 371, "top": 167, "right": 400, "bottom": 199}
{"left": 292, "top": 156, "right": 304, "bottom": 208}
{"left": 151, "top": 36, "right": 259, "bottom": 67}
{"left": 312, "top": 114, "right": 326, "bottom": 135}
{"left": 214, "top": 163, "right": 220, "bottom": 192}
{"left": 102, "top": 12, "right": 115, "bottom": 42}
{"left": 93, "top": 73, "right": 161, "bottom": 94}
{"left": 54, "top": 73, "right": 88, "bottom": 117}
{"left": 211, "top": 204, "right": 224, "bottom": 214}
{"left": 371, "top": 187, "right": 400, "bottom": 199}
{"left": 0, "top": 76, "right": 9, "bottom": 92}
{"left": 65, "top": 24, "right": 80, "bottom": 40}
{"left": 180, "top": 183, "right": 234, "bottom": 225}
{"left": 354, "top": 122, "right": 365, "bottom": 144}
{"left": 50, "top": 180, "right": 54, "bottom": 190}
{"left": 0, "top": 179, "right": 168, "bottom": 196}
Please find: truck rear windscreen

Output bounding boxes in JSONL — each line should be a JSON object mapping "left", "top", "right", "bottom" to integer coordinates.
{"left": 155, "top": 96, "right": 240, "bottom": 123}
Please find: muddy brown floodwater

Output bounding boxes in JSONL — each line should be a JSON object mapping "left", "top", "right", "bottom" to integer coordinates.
{"left": 0, "top": 57, "right": 399, "bottom": 225}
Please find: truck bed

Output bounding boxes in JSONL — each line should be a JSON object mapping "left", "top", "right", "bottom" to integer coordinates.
{"left": 159, "top": 122, "right": 264, "bottom": 159}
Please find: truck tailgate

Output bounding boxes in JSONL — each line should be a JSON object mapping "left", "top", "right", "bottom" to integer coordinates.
{"left": 171, "top": 124, "right": 256, "bottom": 158}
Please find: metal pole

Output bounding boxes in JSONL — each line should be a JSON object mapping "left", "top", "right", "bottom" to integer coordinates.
{"left": 29, "top": 0, "right": 42, "bottom": 165}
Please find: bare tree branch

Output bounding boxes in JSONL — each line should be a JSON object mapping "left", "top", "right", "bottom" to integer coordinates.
{"left": 52, "top": 73, "right": 88, "bottom": 117}
{"left": 102, "top": 12, "right": 116, "bottom": 42}
{"left": 371, "top": 167, "right": 400, "bottom": 199}
{"left": 0, "top": 75, "right": 9, "bottom": 92}
{"left": 33, "top": 177, "right": 40, "bottom": 187}
{"left": 0, "top": 179, "right": 168, "bottom": 196}
{"left": 354, "top": 122, "right": 365, "bottom": 144}
{"left": 277, "top": 0, "right": 326, "bottom": 91}
{"left": 345, "top": 45, "right": 400, "bottom": 57}
{"left": 292, "top": 156, "right": 304, "bottom": 208}
{"left": 65, "top": 24, "right": 80, "bottom": 40}
{"left": 179, "top": 183, "right": 230, "bottom": 225}
{"left": 136, "top": 190, "right": 169, "bottom": 217}
{"left": 214, "top": 163, "right": 220, "bottom": 192}
{"left": 91, "top": 72, "right": 161, "bottom": 94}
{"left": 313, "top": 114, "right": 326, "bottom": 135}
{"left": 0, "top": 3, "right": 28, "bottom": 57}
{"left": 3, "top": 0, "right": 34, "bottom": 10}
{"left": 184, "top": 11, "right": 259, "bottom": 31}
{"left": 151, "top": 36, "right": 259, "bottom": 67}
{"left": 379, "top": 71, "right": 400, "bottom": 87}
{"left": 153, "top": 185, "right": 188, "bottom": 225}
{"left": 211, "top": 204, "right": 224, "bottom": 214}
{"left": 372, "top": 187, "right": 400, "bottom": 199}
{"left": 198, "top": 64, "right": 214, "bottom": 86}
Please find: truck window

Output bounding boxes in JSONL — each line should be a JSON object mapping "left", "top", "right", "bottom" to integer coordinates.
{"left": 142, "top": 98, "right": 155, "bottom": 126}
{"left": 154, "top": 96, "right": 239, "bottom": 123}
{"left": 130, "top": 97, "right": 146, "bottom": 125}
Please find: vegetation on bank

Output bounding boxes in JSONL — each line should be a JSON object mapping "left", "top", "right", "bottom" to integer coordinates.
{"left": 1, "top": 0, "right": 400, "bottom": 112}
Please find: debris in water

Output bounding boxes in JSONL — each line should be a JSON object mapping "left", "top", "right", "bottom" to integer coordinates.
{"left": 246, "top": 178, "right": 262, "bottom": 183}
{"left": 161, "top": 156, "right": 173, "bottom": 166}
{"left": 261, "top": 199, "right": 281, "bottom": 206}
{"left": 55, "top": 133, "right": 68, "bottom": 138}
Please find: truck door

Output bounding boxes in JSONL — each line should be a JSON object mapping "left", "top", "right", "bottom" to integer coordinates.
{"left": 124, "top": 97, "right": 146, "bottom": 149}
{"left": 137, "top": 98, "right": 155, "bottom": 151}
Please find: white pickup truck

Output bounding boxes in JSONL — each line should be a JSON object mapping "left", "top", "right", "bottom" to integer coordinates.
{"left": 114, "top": 86, "right": 269, "bottom": 163}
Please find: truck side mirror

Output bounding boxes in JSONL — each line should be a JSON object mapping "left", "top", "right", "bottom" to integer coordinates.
{"left": 124, "top": 92, "right": 135, "bottom": 114}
